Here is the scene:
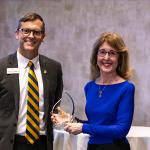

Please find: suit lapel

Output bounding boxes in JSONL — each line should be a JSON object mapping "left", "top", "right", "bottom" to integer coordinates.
{"left": 39, "top": 55, "right": 50, "bottom": 120}
{"left": 7, "top": 53, "right": 20, "bottom": 116}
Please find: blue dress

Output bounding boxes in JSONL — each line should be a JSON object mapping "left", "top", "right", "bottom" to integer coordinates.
{"left": 82, "top": 80, "right": 135, "bottom": 144}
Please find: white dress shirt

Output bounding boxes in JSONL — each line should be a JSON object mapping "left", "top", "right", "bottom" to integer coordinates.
{"left": 16, "top": 51, "right": 46, "bottom": 135}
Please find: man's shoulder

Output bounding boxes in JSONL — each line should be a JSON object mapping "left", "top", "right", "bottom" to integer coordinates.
{"left": 0, "top": 53, "right": 16, "bottom": 63}
{"left": 0, "top": 54, "right": 13, "bottom": 79}
{"left": 0, "top": 55, "right": 10, "bottom": 67}
{"left": 39, "top": 54, "right": 61, "bottom": 66}
{"left": 0, "top": 55, "right": 9, "bottom": 63}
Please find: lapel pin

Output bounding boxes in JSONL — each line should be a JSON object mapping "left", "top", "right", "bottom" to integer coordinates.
{"left": 44, "top": 69, "right": 47, "bottom": 74}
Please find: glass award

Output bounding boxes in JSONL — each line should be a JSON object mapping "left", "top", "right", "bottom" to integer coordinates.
{"left": 51, "top": 91, "right": 75, "bottom": 129}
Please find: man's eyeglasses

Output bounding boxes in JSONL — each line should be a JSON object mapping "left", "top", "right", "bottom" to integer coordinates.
{"left": 19, "top": 28, "right": 44, "bottom": 37}
{"left": 97, "top": 49, "right": 118, "bottom": 58}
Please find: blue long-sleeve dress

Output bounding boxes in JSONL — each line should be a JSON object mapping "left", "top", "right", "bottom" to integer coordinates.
{"left": 82, "top": 80, "right": 135, "bottom": 144}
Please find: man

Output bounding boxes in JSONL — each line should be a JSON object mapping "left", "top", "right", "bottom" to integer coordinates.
{"left": 0, "top": 12, "right": 63, "bottom": 150}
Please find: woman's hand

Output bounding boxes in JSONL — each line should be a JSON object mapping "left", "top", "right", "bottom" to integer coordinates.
{"left": 51, "top": 107, "right": 72, "bottom": 125}
{"left": 64, "top": 123, "right": 83, "bottom": 135}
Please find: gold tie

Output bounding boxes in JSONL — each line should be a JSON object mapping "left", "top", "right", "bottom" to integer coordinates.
{"left": 25, "top": 61, "right": 40, "bottom": 144}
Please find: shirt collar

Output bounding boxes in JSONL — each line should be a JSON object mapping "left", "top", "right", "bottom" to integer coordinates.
{"left": 17, "top": 51, "right": 39, "bottom": 69}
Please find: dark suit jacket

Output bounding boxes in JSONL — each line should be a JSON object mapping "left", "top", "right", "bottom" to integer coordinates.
{"left": 0, "top": 52, "right": 63, "bottom": 150}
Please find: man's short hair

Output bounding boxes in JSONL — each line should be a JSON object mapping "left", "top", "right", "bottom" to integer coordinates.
{"left": 17, "top": 12, "right": 45, "bottom": 34}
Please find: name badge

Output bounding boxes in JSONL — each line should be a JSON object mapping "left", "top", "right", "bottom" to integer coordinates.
{"left": 7, "top": 68, "right": 20, "bottom": 74}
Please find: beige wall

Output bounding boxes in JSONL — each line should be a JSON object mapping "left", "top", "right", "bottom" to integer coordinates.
{"left": 0, "top": 0, "right": 150, "bottom": 126}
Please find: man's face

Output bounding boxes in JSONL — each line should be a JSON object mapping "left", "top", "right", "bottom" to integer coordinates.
{"left": 16, "top": 19, "right": 45, "bottom": 57}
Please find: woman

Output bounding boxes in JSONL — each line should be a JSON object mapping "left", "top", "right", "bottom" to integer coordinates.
{"left": 52, "top": 32, "right": 135, "bottom": 150}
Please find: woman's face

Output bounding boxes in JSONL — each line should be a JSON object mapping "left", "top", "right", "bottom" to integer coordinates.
{"left": 97, "top": 42, "right": 119, "bottom": 74}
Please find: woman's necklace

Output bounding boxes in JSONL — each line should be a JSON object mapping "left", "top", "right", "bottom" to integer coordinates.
{"left": 99, "top": 85, "right": 106, "bottom": 97}
{"left": 98, "top": 78, "right": 108, "bottom": 98}
{"left": 98, "top": 75, "right": 122, "bottom": 97}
